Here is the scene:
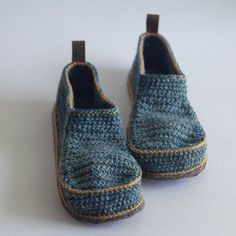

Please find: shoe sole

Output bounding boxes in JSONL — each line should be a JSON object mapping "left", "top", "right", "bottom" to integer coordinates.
{"left": 142, "top": 155, "right": 207, "bottom": 179}
{"left": 127, "top": 77, "right": 207, "bottom": 179}
{"left": 52, "top": 105, "right": 144, "bottom": 223}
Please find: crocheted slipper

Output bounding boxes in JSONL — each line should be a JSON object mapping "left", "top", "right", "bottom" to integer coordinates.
{"left": 53, "top": 41, "right": 144, "bottom": 223}
{"left": 127, "top": 14, "right": 207, "bottom": 179}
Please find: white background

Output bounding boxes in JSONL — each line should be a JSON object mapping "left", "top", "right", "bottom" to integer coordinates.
{"left": 0, "top": 0, "right": 235, "bottom": 235}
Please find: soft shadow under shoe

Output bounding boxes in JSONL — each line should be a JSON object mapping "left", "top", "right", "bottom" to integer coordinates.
{"left": 127, "top": 14, "right": 207, "bottom": 179}
{"left": 53, "top": 41, "right": 144, "bottom": 223}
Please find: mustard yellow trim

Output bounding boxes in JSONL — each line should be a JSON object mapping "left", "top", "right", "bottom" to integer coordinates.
{"left": 58, "top": 177, "right": 144, "bottom": 222}
{"left": 65, "top": 62, "right": 114, "bottom": 110}
{"left": 143, "top": 155, "right": 207, "bottom": 177}
{"left": 64, "top": 64, "right": 74, "bottom": 110}
{"left": 62, "top": 172, "right": 142, "bottom": 195}
{"left": 127, "top": 77, "right": 207, "bottom": 155}
{"left": 138, "top": 33, "right": 182, "bottom": 75}
{"left": 139, "top": 35, "right": 145, "bottom": 74}
{"left": 128, "top": 134, "right": 206, "bottom": 155}
{"left": 52, "top": 105, "right": 142, "bottom": 195}
{"left": 52, "top": 105, "right": 144, "bottom": 222}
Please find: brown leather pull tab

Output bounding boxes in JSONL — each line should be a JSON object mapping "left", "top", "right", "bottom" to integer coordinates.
{"left": 72, "top": 41, "right": 85, "bottom": 62}
{"left": 146, "top": 14, "right": 159, "bottom": 33}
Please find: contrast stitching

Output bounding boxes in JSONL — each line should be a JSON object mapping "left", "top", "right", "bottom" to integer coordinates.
{"left": 127, "top": 133, "right": 206, "bottom": 155}
{"left": 138, "top": 33, "right": 182, "bottom": 75}
{"left": 65, "top": 62, "right": 114, "bottom": 110}
{"left": 53, "top": 105, "right": 142, "bottom": 195}
{"left": 58, "top": 178, "right": 144, "bottom": 222}
{"left": 52, "top": 106, "right": 144, "bottom": 221}
{"left": 143, "top": 155, "right": 207, "bottom": 177}
{"left": 127, "top": 77, "right": 207, "bottom": 155}
{"left": 61, "top": 174, "right": 142, "bottom": 195}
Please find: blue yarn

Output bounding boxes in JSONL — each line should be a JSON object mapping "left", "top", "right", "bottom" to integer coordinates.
{"left": 127, "top": 33, "right": 207, "bottom": 175}
{"left": 55, "top": 62, "right": 143, "bottom": 219}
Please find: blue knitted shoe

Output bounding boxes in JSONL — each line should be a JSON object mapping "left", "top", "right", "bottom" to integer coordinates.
{"left": 53, "top": 41, "right": 144, "bottom": 223}
{"left": 127, "top": 15, "right": 207, "bottom": 179}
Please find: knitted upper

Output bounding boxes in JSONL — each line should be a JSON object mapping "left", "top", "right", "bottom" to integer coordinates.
{"left": 128, "top": 33, "right": 206, "bottom": 151}
{"left": 56, "top": 62, "right": 141, "bottom": 191}
{"left": 129, "top": 74, "right": 205, "bottom": 150}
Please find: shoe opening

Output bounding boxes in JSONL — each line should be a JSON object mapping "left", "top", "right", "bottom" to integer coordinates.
{"left": 68, "top": 63, "right": 113, "bottom": 109}
{"left": 143, "top": 35, "right": 180, "bottom": 74}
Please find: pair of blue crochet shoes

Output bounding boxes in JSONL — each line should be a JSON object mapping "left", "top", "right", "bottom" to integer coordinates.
{"left": 52, "top": 14, "right": 207, "bottom": 223}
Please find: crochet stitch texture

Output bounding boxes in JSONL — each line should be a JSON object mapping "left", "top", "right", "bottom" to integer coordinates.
{"left": 127, "top": 21, "right": 207, "bottom": 178}
{"left": 53, "top": 60, "right": 143, "bottom": 223}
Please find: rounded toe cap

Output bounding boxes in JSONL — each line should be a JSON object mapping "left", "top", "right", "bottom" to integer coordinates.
{"left": 58, "top": 150, "right": 143, "bottom": 222}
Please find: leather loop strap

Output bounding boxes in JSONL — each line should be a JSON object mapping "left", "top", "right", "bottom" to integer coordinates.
{"left": 146, "top": 14, "right": 159, "bottom": 33}
{"left": 72, "top": 41, "right": 85, "bottom": 62}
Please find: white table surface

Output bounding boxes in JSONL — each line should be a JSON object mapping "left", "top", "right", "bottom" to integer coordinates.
{"left": 0, "top": 0, "right": 235, "bottom": 235}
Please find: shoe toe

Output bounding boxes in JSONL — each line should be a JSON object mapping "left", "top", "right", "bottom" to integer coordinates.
{"left": 58, "top": 146, "right": 143, "bottom": 222}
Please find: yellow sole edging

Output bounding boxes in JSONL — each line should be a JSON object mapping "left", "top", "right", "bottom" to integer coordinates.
{"left": 52, "top": 105, "right": 144, "bottom": 222}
